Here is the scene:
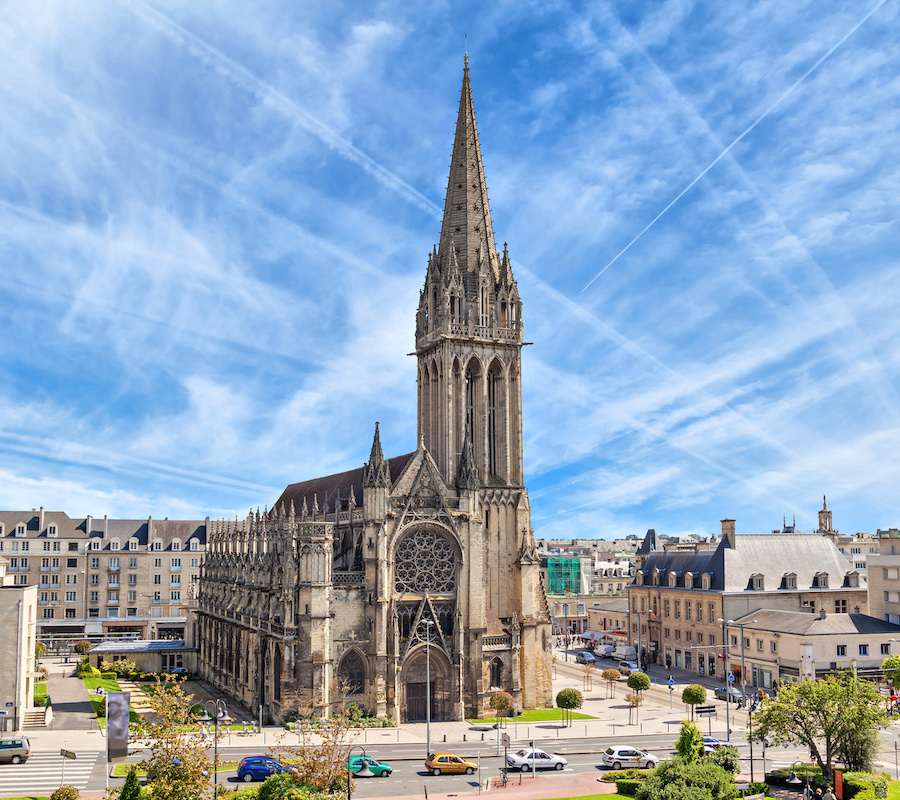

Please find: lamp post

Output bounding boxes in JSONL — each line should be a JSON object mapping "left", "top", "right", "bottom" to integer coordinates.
{"left": 563, "top": 603, "right": 570, "bottom": 661}
{"left": 347, "top": 744, "right": 374, "bottom": 800}
{"left": 787, "top": 759, "right": 810, "bottom": 798}
{"left": 200, "top": 699, "right": 231, "bottom": 792}
{"left": 718, "top": 618, "right": 731, "bottom": 740}
{"left": 423, "top": 619, "right": 434, "bottom": 759}
{"left": 726, "top": 619, "right": 757, "bottom": 706}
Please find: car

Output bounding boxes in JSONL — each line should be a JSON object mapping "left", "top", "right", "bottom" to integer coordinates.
{"left": 237, "top": 756, "right": 291, "bottom": 782}
{"left": 601, "top": 746, "right": 659, "bottom": 770}
{"left": 575, "top": 651, "right": 597, "bottom": 665}
{"left": 594, "top": 644, "right": 614, "bottom": 658}
{"left": 506, "top": 748, "right": 567, "bottom": 772}
{"left": 425, "top": 753, "right": 478, "bottom": 775}
{"left": 714, "top": 686, "right": 743, "bottom": 703}
{"left": 618, "top": 660, "right": 639, "bottom": 675}
{"left": 702, "top": 736, "right": 735, "bottom": 750}
{"left": 348, "top": 755, "right": 392, "bottom": 777}
{"left": 0, "top": 736, "right": 29, "bottom": 764}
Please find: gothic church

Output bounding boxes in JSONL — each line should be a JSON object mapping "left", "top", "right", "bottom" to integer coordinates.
{"left": 197, "top": 60, "right": 553, "bottom": 723}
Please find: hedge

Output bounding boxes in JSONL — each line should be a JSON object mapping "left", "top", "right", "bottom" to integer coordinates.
{"left": 616, "top": 779, "right": 642, "bottom": 796}
{"left": 842, "top": 772, "right": 889, "bottom": 800}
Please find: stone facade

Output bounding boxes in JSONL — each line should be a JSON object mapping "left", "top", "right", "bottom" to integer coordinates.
{"left": 197, "top": 60, "right": 553, "bottom": 724}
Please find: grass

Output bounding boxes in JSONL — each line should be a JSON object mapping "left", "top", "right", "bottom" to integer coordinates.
{"left": 468, "top": 708, "right": 596, "bottom": 723}
{"left": 82, "top": 675, "right": 141, "bottom": 726}
{"left": 33, "top": 683, "right": 47, "bottom": 707}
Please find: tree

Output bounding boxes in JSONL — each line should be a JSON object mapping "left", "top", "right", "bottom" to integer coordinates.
{"left": 627, "top": 671, "right": 651, "bottom": 695}
{"left": 100, "top": 659, "right": 138, "bottom": 677}
{"left": 489, "top": 691, "right": 514, "bottom": 726}
{"left": 602, "top": 668, "right": 621, "bottom": 698}
{"left": 136, "top": 677, "right": 211, "bottom": 800}
{"left": 118, "top": 767, "right": 141, "bottom": 800}
{"left": 750, "top": 671, "right": 886, "bottom": 778}
{"left": 556, "top": 688, "right": 583, "bottom": 727}
{"left": 74, "top": 640, "right": 92, "bottom": 656}
{"left": 682, "top": 684, "right": 707, "bottom": 720}
{"left": 625, "top": 692, "right": 644, "bottom": 724}
{"left": 675, "top": 719, "right": 705, "bottom": 762}
{"left": 636, "top": 756, "right": 738, "bottom": 800}
{"left": 882, "top": 654, "right": 900, "bottom": 689}
{"left": 708, "top": 745, "right": 740, "bottom": 775}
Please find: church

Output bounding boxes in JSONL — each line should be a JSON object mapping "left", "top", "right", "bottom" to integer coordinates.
{"left": 197, "top": 60, "right": 553, "bottom": 723}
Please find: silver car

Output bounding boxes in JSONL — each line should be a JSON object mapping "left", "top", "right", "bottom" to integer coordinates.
{"left": 0, "top": 736, "right": 30, "bottom": 764}
{"left": 601, "top": 746, "right": 659, "bottom": 770}
{"left": 506, "top": 748, "right": 567, "bottom": 772}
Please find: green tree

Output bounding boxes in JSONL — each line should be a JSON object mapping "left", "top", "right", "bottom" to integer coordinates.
{"left": 675, "top": 719, "right": 705, "bottom": 762}
{"left": 882, "top": 654, "right": 900, "bottom": 689}
{"left": 682, "top": 684, "right": 707, "bottom": 720}
{"left": 750, "top": 671, "right": 886, "bottom": 778}
{"left": 627, "top": 671, "right": 651, "bottom": 695}
{"left": 100, "top": 658, "right": 138, "bottom": 677}
{"left": 637, "top": 757, "right": 738, "bottom": 800}
{"left": 136, "top": 676, "right": 211, "bottom": 800}
{"left": 602, "top": 668, "right": 621, "bottom": 698}
{"left": 708, "top": 745, "right": 740, "bottom": 775}
{"left": 118, "top": 767, "right": 141, "bottom": 800}
{"left": 74, "top": 640, "right": 92, "bottom": 656}
{"left": 489, "top": 691, "right": 514, "bottom": 726}
{"left": 556, "top": 687, "right": 583, "bottom": 727}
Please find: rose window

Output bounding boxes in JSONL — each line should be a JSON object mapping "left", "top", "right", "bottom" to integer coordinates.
{"left": 394, "top": 529, "right": 456, "bottom": 593}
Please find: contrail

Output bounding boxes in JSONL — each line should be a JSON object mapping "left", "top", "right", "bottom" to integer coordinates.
{"left": 121, "top": 0, "right": 443, "bottom": 219}
{"left": 582, "top": 0, "right": 890, "bottom": 293}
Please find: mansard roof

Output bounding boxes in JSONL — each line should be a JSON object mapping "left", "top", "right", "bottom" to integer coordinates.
{"left": 274, "top": 452, "right": 416, "bottom": 513}
{"left": 91, "top": 519, "right": 206, "bottom": 546}
{"left": 637, "top": 533, "right": 859, "bottom": 592}
{"left": 733, "top": 610, "right": 900, "bottom": 636}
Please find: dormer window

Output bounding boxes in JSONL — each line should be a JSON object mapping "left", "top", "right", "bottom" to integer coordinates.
{"left": 685, "top": 572, "right": 694, "bottom": 590}
{"left": 90, "top": 538, "right": 101, "bottom": 551}
{"left": 172, "top": 539, "right": 181, "bottom": 552}
{"left": 783, "top": 572, "right": 797, "bottom": 589}
{"left": 190, "top": 539, "right": 199, "bottom": 551}
{"left": 702, "top": 573, "right": 711, "bottom": 590}
{"left": 0, "top": 523, "right": 4, "bottom": 536}
{"left": 750, "top": 572, "right": 764, "bottom": 590}
{"left": 47, "top": 525, "right": 57, "bottom": 537}
{"left": 153, "top": 540, "right": 163, "bottom": 552}
{"left": 128, "top": 539, "right": 138, "bottom": 551}
{"left": 636, "top": 571, "right": 644, "bottom": 586}
{"left": 846, "top": 571, "right": 860, "bottom": 588}
{"left": 652, "top": 568, "right": 660, "bottom": 587}
{"left": 15, "top": 523, "right": 26, "bottom": 537}
{"left": 110, "top": 539, "right": 120, "bottom": 551}
{"left": 815, "top": 572, "right": 829, "bottom": 589}
{"left": 668, "top": 571, "right": 678, "bottom": 588}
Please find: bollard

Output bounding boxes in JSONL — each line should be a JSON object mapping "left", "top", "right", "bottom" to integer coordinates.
{"left": 481, "top": 733, "right": 485, "bottom": 741}
{"left": 464, "top": 734, "right": 467, "bottom": 742}
{"left": 443, "top": 735, "right": 446, "bottom": 742}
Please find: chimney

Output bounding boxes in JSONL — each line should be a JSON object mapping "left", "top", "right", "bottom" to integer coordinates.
{"left": 721, "top": 519, "right": 736, "bottom": 548}
{"left": 39, "top": 507, "right": 45, "bottom": 530}
{"left": 819, "top": 608, "right": 827, "bottom": 620}
{"left": 103, "top": 515, "right": 108, "bottom": 539}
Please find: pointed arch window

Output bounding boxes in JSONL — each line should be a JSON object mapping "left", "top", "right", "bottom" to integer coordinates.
{"left": 338, "top": 650, "right": 366, "bottom": 694}
{"left": 490, "top": 657, "right": 503, "bottom": 689}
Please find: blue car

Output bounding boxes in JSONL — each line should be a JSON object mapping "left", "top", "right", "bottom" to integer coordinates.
{"left": 237, "top": 756, "right": 291, "bottom": 782}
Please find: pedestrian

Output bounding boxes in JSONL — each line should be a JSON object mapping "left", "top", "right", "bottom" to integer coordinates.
{"left": 823, "top": 788, "right": 836, "bottom": 800}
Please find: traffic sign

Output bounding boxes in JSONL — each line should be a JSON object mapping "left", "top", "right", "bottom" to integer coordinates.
{"left": 60, "top": 750, "right": 77, "bottom": 760}
{"left": 501, "top": 733, "right": 510, "bottom": 747}
{"left": 696, "top": 705, "right": 717, "bottom": 716}
{"left": 728, "top": 674, "right": 735, "bottom": 682}
{"left": 668, "top": 678, "right": 675, "bottom": 687}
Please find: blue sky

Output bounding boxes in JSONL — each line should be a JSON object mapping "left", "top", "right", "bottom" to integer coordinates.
{"left": 2, "top": 0, "right": 899, "bottom": 540}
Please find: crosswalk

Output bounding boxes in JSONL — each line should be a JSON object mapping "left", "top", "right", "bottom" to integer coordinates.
{"left": 0, "top": 750, "right": 100, "bottom": 793}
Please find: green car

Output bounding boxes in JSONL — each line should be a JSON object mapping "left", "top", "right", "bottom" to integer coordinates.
{"left": 348, "top": 755, "right": 392, "bottom": 777}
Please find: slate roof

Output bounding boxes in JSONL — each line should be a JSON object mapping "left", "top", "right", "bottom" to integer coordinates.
{"left": 637, "top": 533, "right": 859, "bottom": 592}
{"left": 273, "top": 452, "right": 416, "bottom": 513}
{"left": 89, "top": 519, "right": 206, "bottom": 548}
{"left": 733, "top": 610, "right": 900, "bottom": 636}
{"left": 90, "top": 639, "right": 195, "bottom": 653}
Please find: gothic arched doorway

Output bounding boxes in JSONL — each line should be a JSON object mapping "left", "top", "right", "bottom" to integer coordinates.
{"left": 399, "top": 645, "right": 452, "bottom": 722}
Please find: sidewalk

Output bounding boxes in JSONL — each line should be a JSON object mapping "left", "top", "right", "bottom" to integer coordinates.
{"left": 43, "top": 656, "right": 100, "bottom": 731}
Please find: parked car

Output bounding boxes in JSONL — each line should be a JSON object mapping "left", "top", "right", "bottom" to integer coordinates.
{"left": 348, "top": 755, "right": 392, "bottom": 777}
{"left": 601, "top": 746, "right": 659, "bottom": 770}
{"left": 594, "top": 644, "right": 614, "bottom": 658}
{"left": 714, "top": 686, "right": 743, "bottom": 703}
{"left": 702, "top": 736, "right": 735, "bottom": 750}
{"left": 0, "top": 736, "right": 29, "bottom": 764}
{"left": 506, "top": 748, "right": 567, "bottom": 772}
{"left": 575, "top": 651, "right": 597, "bottom": 665}
{"left": 425, "top": 753, "right": 478, "bottom": 775}
{"left": 618, "top": 660, "right": 639, "bottom": 675}
{"left": 237, "top": 756, "right": 291, "bottom": 782}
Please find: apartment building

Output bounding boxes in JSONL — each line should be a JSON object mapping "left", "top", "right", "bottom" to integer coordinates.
{"left": 628, "top": 519, "right": 868, "bottom": 687}
{"left": 0, "top": 509, "right": 207, "bottom": 644}
{"left": 866, "top": 528, "right": 900, "bottom": 624}
{"left": 0, "top": 558, "right": 37, "bottom": 731}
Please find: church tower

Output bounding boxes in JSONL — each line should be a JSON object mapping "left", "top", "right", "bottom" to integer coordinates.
{"left": 415, "top": 56, "right": 524, "bottom": 488}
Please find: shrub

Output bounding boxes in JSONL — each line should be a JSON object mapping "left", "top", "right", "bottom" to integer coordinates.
{"left": 101, "top": 672, "right": 117, "bottom": 680}
{"left": 50, "top": 786, "right": 79, "bottom": 800}
{"left": 119, "top": 768, "right": 141, "bottom": 800}
{"left": 74, "top": 640, "right": 92, "bottom": 656}
{"left": 708, "top": 745, "right": 740, "bottom": 774}
{"left": 601, "top": 768, "right": 649, "bottom": 782}
{"left": 489, "top": 691, "right": 514, "bottom": 716}
{"left": 100, "top": 659, "right": 138, "bottom": 677}
{"left": 616, "top": 779, "right": 642, "bottom": 796}
{"left": 675, "top": 720, "right": 705, "bottom": 762}
{"left": 637, "top": 757, "right": 738, "bottom": 800}
{"left": 748, "top": 783, "right": 769, "bottom": 796}
{"left": 842, "top": 772, "right": 889, "bottom": 800}
{"left": 259, "top": 772, "right": 299, "bottom": 800}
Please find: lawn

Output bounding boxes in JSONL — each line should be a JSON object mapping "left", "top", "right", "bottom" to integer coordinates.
{"left": 468, "top": 708, "right": 597, "bottom": 723}
{"left": 82, "top": 675, "right": 141, "bottom": 726}
{"left": 33, "top": 682, "right": 47, "bottom": 706}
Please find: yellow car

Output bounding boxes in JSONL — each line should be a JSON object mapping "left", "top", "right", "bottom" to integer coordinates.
{"left": 425, "top": 752, "right": 478, "bottom": 775}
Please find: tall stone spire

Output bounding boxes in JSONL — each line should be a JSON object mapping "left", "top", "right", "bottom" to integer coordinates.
{"left": 436, "top": 56, "right": 502, "bottom": 287}
{"left": 363, "top": 421, "right": 391, "bottom": 488}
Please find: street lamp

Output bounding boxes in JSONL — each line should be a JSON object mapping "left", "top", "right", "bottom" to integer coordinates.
{"left": 787, "top": 759, "right": 810, "bottom": 798}
{"left": 347, "top": 744, "right": 374, "bottom": 800}
{"left": 634, "top": 610, "right": 654, "bottom": 671}
{"left": 725, "top": 619, "right": 757, "bottom": 706}
{"left": 717, "top": 618, "right": 732, "bottom": 741}
{"left": 563, "top": 603, "right": 570, "bottom": 661}
{"left": 199, "top": 699, "right": 231, "bottom": 792}
{"left": 422, "top": 619, "right": 434, "bottom": 759}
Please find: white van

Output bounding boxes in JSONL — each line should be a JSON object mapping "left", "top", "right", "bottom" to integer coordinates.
{"left": 593, "top": 644, "right": 614, "bottom": 658}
